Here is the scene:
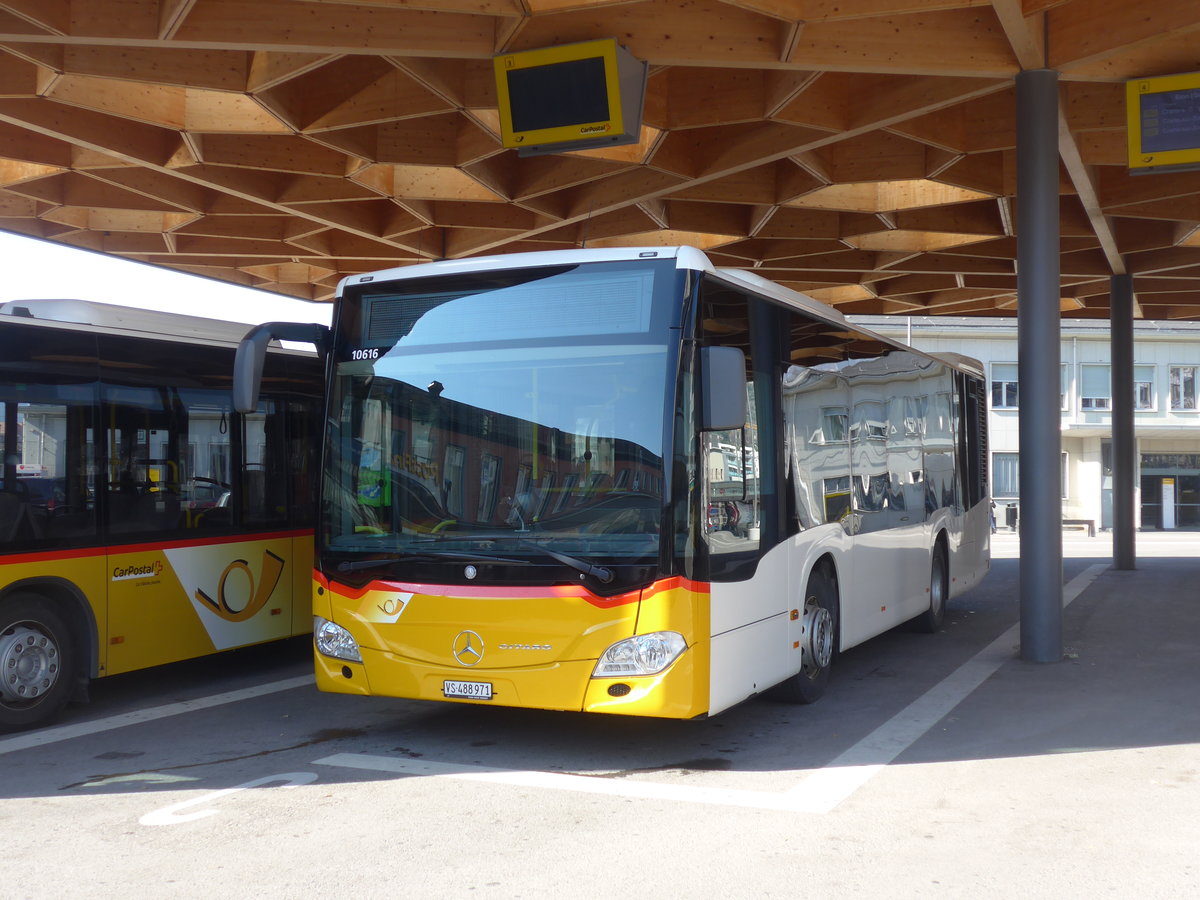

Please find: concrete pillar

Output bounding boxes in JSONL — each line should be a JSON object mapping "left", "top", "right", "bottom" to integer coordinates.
{"left": 1016, "top": 69, "right": 1063, "bottom": 663}
{"left": 1110, "top": 273, "right": 1136, "bottom": 570}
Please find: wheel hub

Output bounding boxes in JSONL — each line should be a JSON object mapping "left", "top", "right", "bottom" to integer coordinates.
{"left": 802, "top": 599, "right": 834, "bottom": 671}
{"left": 931, "top": 561, "right": 946, "bottom": 613}
{"left": 0, "top": 625, "right": 60, "bottom": 703}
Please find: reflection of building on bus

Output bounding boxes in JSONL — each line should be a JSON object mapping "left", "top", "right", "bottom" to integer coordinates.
{"left": 858, "top": 315, "right": 1200, "bottom": 533}
{"left": 0, "top": 300, "right": 322, "bottom": 732}
{"left": 237, "top": 246, "right": 990, "bottom": 720}
{"left": 780, "top": 354, "right": 966, "bottom": 536}
{"left": 346, "top": 393, "right": 666, "bottom": 538}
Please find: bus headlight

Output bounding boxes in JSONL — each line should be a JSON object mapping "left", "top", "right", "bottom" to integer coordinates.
{"left": 314, "top": 616, "right": 362, "bottom": 663}
{"left": 592, "top": 632, "right": 686, "bottom": 677}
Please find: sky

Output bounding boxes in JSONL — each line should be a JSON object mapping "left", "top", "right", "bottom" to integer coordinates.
{"left": 0, "top": 231, "right": 332, "bottom": 327}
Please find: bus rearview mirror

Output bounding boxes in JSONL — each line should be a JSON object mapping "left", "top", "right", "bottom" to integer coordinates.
{"left": 700, "top": 346, "right": 747, "bottom": 431}
{"left": 234, "top": 321, "right": 330, "bottom": 413}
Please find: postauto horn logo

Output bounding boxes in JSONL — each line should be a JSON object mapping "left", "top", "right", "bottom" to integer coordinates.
{"left": 112, "top": 561, "right": 165, "bottom": 582}
{"left": 195, "top": 550, "right": 286, "bottom": 623}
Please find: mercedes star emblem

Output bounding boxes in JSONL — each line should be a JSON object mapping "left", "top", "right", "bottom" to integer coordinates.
{"left": 452, "top": 630, "right": 484, "bottom": 666}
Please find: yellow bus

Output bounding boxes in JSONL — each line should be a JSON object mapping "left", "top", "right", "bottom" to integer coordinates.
{"left": 237, "top": 247, "right": 990, "bottom": 718}
{"left": 0, "top": 300, "right": 322, "bottom": 731}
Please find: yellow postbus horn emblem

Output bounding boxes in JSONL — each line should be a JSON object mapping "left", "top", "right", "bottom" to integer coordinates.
{"left": 195, "top": 550, "right": 286, "bottom": 622}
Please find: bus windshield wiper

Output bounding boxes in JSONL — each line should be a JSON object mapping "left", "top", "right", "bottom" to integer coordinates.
{"left": 336, "top": 550, "right": 531, "bottom": 572}
{"left": 518, "top": 542, "right": 614, "bottom": 584}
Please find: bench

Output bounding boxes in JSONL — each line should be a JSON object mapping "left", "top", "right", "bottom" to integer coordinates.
{"left": 1062, "top": 518, "right": 1096, "bottom": 537}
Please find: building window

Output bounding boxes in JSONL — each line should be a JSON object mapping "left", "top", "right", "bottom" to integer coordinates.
{"left": 989, "top": 363, "right": 1066, "bottom": 409}
{"left": 477, "top": 453, "right": 500, "bottom": 520}
{"left": 1170, "top": 366, "right": 1197, "bottom": 411}
{"left": 1080, "top": 364, "right": 1111, "bottom": 411}
{"left": 992, "top": 452, "right": 1019, "bottom": 497}
{"left": 850, "top": 400, "right": 886, "bottom": 441}
{"left": 821, "top": 406, "right": 848, "bottom": 442}
{"left": 1079, "top": 364, "right": 1155, "bottom": 411}
{"left": 991, "top": 451, "right": 1068, "bottom": 499}
{"left": 443, "top": 444, "right": 465, "bottom": 516}
{"left": 991, "top": 363, "right": 1018, "bottom": 408}
{"left": 1135, "top": 365, "right": 1155, "bottom": 410}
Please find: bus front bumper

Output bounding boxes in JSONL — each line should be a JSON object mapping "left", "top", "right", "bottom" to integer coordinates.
{"left": 313, "top": 642, "right": 707, "bottom": 719}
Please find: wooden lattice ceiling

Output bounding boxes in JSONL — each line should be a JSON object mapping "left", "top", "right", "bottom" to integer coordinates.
{"left": 2, "top": 1, "right": 1200, "bottom": 318}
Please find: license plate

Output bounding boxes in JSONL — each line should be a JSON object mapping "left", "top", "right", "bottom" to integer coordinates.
{"left": 443, "top": 680, "right": 493, "bottom": 700}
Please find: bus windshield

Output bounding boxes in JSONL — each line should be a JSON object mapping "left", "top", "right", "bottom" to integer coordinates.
{"left": 325, "top": 260, "right": 679, "bottom": 568}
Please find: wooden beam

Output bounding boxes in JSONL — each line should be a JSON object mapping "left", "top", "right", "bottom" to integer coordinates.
{"left": 989, "top": 0, "right": 1043, "bottom": 69}
{"left": 0, "top": 0, "right": 68, "bottom": 34}
{"left": 786, "top": 7, "right": 1019, "bottom": 77}
{"left": 1047, "top": 0, "right": 1200, "bottom": 71}
{"left": 159, "top": 0, "right": 199, "bottom": 40}
{"left": 1058, "top": 107, "right": 1123, "bottom": 273}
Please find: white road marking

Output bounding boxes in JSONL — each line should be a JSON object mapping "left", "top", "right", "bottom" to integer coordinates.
{"left": 315, "top": 752, "right": 810, "bottom": 812}
{"left": 317, "top": 564, "right": 1110, "bottom": 814}
{"left": 140, "top": 772, "right": 317, "bottom": 826}
{"left": 0, "top": 675, "right": 314, "bottom": 757}
{"left": 7, "top": 564, "right": 1110, "bottom": 815}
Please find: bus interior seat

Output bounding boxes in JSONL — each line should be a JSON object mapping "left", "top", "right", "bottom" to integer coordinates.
{"left": 0, "top": 491, "right": 43, "bottom": 542}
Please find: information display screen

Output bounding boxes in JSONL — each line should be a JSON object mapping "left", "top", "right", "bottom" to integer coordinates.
{"left": 1137, "top": 88, "right": 1200, "bottom": 154}
{"left": 506, "top": 57, "right": 610, "bottom": 133}
{"left": 1127, "top": 72, "right": 1200, "bottom": 174}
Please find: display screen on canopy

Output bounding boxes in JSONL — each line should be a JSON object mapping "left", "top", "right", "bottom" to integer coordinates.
{"left": 493, "top": 39, "right": 647, "bottom": 157}
{"left": 1127, "top": 71, "right": 1200, "bottom": 175}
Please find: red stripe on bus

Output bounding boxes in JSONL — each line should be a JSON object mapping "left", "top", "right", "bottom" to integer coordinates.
{"left": 0, "top": 529, "right": 314, "bottom": 566}
{"left": 320, "top": 573, "right": 711, "bottom": 608}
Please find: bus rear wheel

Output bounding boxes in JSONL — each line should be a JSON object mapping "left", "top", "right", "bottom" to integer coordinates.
{"left": 769, "top": 567, "right": 838, "bottom": 704}
{"left": 0, "top": 596, "right": 74, "bottom": 732}
{"left": 911, "top": 542, "right": 948, "bottom": 634}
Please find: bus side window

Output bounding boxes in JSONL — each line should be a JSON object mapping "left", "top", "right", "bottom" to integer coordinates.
{"left": 699, "top": 281, "right": 762, "bottom": 577}
{"left": 0, "top": 323, "right": 100, "bottom": 549}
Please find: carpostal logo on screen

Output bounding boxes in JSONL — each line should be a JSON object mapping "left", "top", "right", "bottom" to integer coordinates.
{"left": 112, "top": 561, "right": 164, "bottom": 582}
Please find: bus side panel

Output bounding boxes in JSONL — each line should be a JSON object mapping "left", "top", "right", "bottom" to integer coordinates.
{"left": 289, "top": 534, "right": 315, "bottom": 636}
{"left": 949, "top": 500, "right": 990, "bottom": 599}
{"left": 844, "top": 520, "right": 931, "bottom": 637}
{"left": 706, "top": 526, "right": 870, "bottom": 715}
{"left": 707, "top": 540, "right": 794, "bottom": 715}
{"left": 106, "top": 534, "right": 302, "bottom": 675}
{"left": 0, "top": 553, "right": 109, "bottom": 674}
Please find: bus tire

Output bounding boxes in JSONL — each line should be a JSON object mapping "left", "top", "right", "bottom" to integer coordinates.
{"left": 0, "top": 595, "right": 75, "bottom": 732}
{"left": 912, "top": 541, "right": 948, "bottom": 634}
{"left": 769, "top": 565, "right": 838, "bottom": 704}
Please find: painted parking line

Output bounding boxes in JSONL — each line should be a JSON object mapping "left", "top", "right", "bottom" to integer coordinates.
{"left": 140, "top": 772, "right": 319, "bottom": 826}
{"left": 0, "top": 675, "right": 314, "bottom": 757}
{"left": 317, "top": 563, "right": 1110, "bottom": 814}
{"left": 315, "top": 750, "right": 814, "bottom": 812}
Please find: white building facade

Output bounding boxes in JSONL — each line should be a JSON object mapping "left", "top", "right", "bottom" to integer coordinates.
{"left": 852, "top": 316, "right": 1200, "bottom": 532}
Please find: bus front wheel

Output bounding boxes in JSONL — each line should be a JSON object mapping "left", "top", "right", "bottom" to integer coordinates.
{"left": 0, "top": 596, "right": 75, "bottom": 732}
{"left": 770, "top": 566, "right": 838, "bottom": 704}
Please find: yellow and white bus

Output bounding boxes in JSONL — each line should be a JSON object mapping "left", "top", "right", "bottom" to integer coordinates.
{"left": 238, "top": 247, "right": 990, "bottom": 718}
{"left": 0, "top": 300, "right": 322, "bottom": 731}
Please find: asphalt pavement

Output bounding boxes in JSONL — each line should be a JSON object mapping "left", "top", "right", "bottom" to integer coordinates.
{"left": 0, "top": 528, "right": 1197, "bottom": 898}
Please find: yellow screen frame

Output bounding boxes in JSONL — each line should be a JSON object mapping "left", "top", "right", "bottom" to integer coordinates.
{"left": 494, "top": 39, "right": 624, "bottom": 150}
{"left": 1126, "top": 71, "right": 1200, "bottom": 173}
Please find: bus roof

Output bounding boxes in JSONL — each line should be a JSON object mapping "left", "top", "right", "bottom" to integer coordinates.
{"left": 335, "top": 244, "right": 856, "bottom": 328}
{"left": 0, "top": 299, "right": 266, "bottom": 345}
{"left": 331, "top": 247, "right": 982, "bottom": 377}
{"left": 336, "top": 246, "right": 719, "bottom": 296}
